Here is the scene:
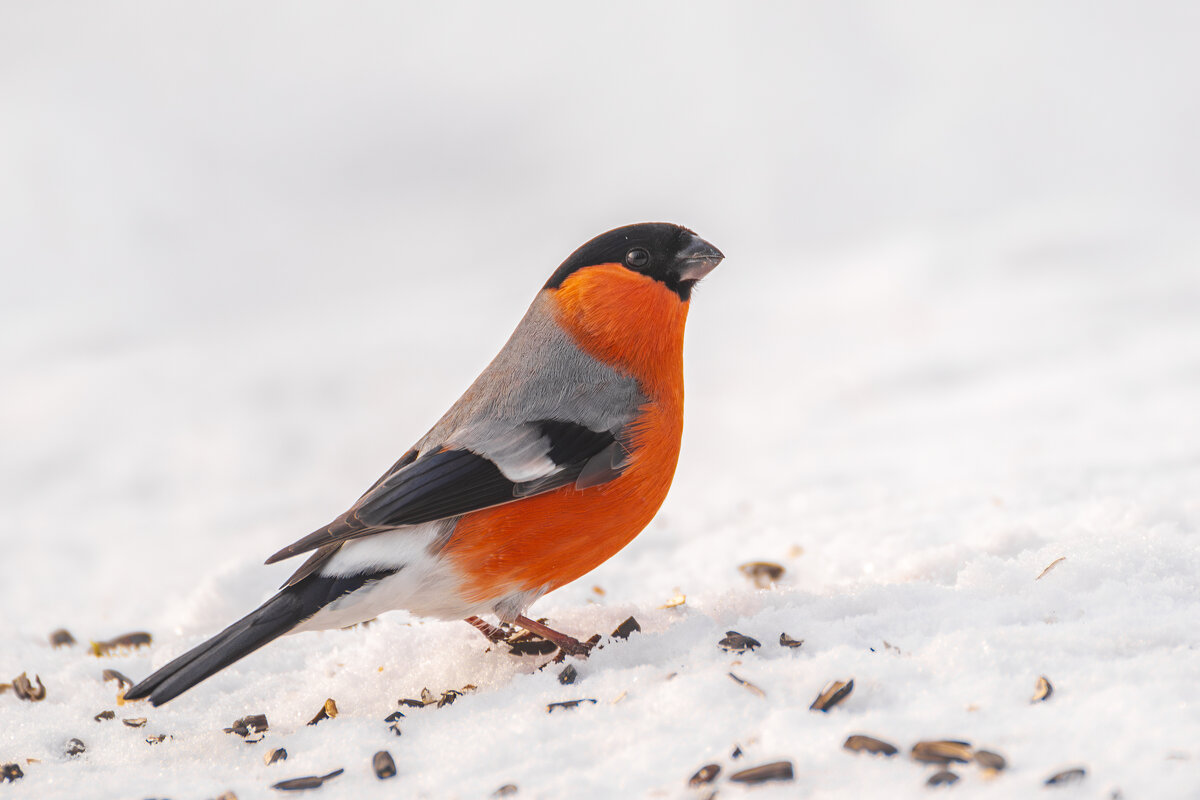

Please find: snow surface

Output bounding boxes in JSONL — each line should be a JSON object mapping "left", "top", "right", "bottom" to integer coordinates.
{"left": 2, "top": 2, "right": 1199, "bottom": 798}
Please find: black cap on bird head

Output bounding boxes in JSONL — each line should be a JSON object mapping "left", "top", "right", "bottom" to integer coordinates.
{"left": 545, "top": 222, "right": 724, "bottom": 300}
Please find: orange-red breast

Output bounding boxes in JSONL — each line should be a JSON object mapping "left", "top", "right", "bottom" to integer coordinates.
{"left": 126, "top": 222, "right": 723, "bottom": 705}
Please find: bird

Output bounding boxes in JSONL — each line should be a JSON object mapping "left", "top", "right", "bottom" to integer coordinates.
{"left": 125, "top": 222, "right": 724, "bottom": 706}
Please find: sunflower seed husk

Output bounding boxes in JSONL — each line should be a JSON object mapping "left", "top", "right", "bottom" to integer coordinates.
{"left": 373, "top": 750, "right": 397, "bottom": 779}
{"left": 89, "top": 632, "right": 152, "bottom": 656}
{"left": 508, "top": 638, "right": 558, "bottom": 656}
{"left": 49, "top": 629, "right": 76, "bottom": 648}
{"left": 729, "top": 761, "right": 794, "bottom": 784}
{"left": 731, "top": 745, "right": 744, "bottom": 759}
{"left": 688, "top": 764, "right": 721, "bottom": 787}
{"left": 122, "top": 717, "right": 147, "bottom": 728}
{"left": 493, "top": 785, "right": 518, "bottom": 798}
{"left": 546, "top": 699, "right": 597, "bottom": 713}
{"left": 215, "top": 792, "right": 239, "bottom": 800}
{"left": 264, "top": 748, "right": 288, "bottom": 766}
{"left": 718, "top": 631, "right": 761, "bottom": 654}
{"left": 225, "top": 714, "right": 269, "bottom": 739}
{"left": 810, "top": 679, "right": 853, "bottom": 712}
{"left": 1036, "top": 556, "right": 1066, "bottom": 580}
{"left": 94, "top": 710, "right": 115, "bottom": 722}
{"left": 145, "top": 734, "right": 167, "bottom": 744}
{"left": 12, "top": 673, "right": 46, "bottom": 702}
{"left": 437, "top": 689, "right": 462, "bottom": 708}
{"left": 660, "top": 591, "right": 686, "bottom": 609}
{"left": 0, "top": 683, "right": 9, "bottom": 694}
{"left": 738, "top": 562, "right": 785, "bottom": 589}
{"left": 307, "top": 698, "right": 338, "bottom": 726}
{"left": 728, "top": 672, "right": 766, "bottom": 698}
{"left": 102, "top": 670, "right": 132, "bottom": 690}
{"left": 779, "top": 633, "right": 804, "bottom": 649}
{"left": 1044, "top": 767, "right": 1086, "bottom": 786}
{"left": 558, "top": 665, "right": 578, "bottom": 685}
{"left": 974, "top": 750, "right": 1007, "bottom": 771}
{"left": 384, "top": 711, "right": 406, "bottom": 723}
{"left": 611, "top": 617, "right": 641, "bottom": 640}
{"left": 1032, "top": 676, "right": 1053, "bottom": 703}
{"left": 272, "top": 768, "right": 344, "bottom": 791}
{"left": 928, "top": 770, "right": 959, "bottom": 787}
{"left": 843, "top": 735, "right": 898, "bottom": 756}
{"left": 1, "top": 764, "right": 23, "bottom": 782}
{"left": 61, "top": 737, "right": 86, "bottom": 757}
{"left": 911, "top": 741, "right": 973, "bottom": 764}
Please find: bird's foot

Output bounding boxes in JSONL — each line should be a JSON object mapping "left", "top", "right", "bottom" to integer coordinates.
{"left": 464, "top": 615, "right": 508, "bottom": 643}
{"left": 515, "top": 615, "right": 594, "bottom": 659}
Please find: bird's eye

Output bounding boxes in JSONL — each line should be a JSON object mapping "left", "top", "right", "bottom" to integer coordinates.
{"left": 625, "top": 247, "right": 650, "bottom": 269}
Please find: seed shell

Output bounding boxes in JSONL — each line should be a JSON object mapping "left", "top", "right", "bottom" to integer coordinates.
{"left": 974, "top": 750, "right": 1007, "bottom": 771}
{"left": 225, "top": 714, "right": 269, "bottom": 740}
{"left": 611, "top": 616, "right": 641, "bottom": 640}
{"left": 911, "top": 740, "right": 973, "bottom": 764}
{"left": 810, "top": 679, "right": 853, "bottom": 712}
{"left": 65, "top": 738, "right": 86, "bottom": 757}
{"left": 729, "top": 761, "right": 794, "bottom": 784}
{"left": 264, "top": 748, "right": 288, "bottom": 766}
{"left": 688, "top": 764, "right": 721, "bottom": 787}
{"left": 1044, "top": 767, "right": 1086, "bottom": 786}
{"left": 122, "top": 717, "right": 147, "bottom": 728}
{"left": 49, "top": 629, "right": 76, "bottom": 648}
{"left": 558, "top": 665, "right": 578, "bottom": 685}
{"left": 779, "top": 633, "right": 804, "bottom": 649}
{"left": 738, "top": 561, "right": 785, "bottom": 588}
{"left": 718, "top": 631, "right": 761, "bottom": 654}
{"left": 102, "top": 669, "right": 133, "bottom": 690}
{"left": 843, "top": 735, "right": 898, "bottom": 756}
{"left": 307, "top": 698, "right": 338, "bottom": 726}
{"left": 492, "top": 786, "right": 518, "bottom": 797}
{"left": 728, "top": 672, "right": 766, "bottom": 698}
{"left": 373, "top": 750, "right": 397, "bottom": 779}
{"left": 1, "top": 763, "right": 23, "bottom": 782}
{"left": 12, "top": 673, "right": 46, "bottom": 702}
{"left": 1032, "top": 676, "right": 1053, "bottom": 703}
{"left": 928, "top": 770, "right": 959, "bottom": 787}
{"left": 546, "top": 698, "right": 597, "bottom": 713}
{"left": 94, "top": 710, "right": 115, "bottom": 722}
{"left": 90, "top": 632, "right": 152, "bottom": 656}
{"left": 272, "top": 768, "right": 344, "bottom": 791}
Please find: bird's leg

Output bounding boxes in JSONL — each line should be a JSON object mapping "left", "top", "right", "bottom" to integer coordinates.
{"left": 514, "top": 615, "right": 593, "bottom": 658}
{"left": 464, "top": 615, "right": 507, "bottom": 643}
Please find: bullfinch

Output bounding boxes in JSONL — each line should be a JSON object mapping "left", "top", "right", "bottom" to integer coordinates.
{"left": 126, "top": 222, "right": 724, "bottom": 705}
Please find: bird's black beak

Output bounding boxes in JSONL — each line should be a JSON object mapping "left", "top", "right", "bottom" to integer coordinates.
{"left": 674, "top": 234, "right": 725, "bottom": 283}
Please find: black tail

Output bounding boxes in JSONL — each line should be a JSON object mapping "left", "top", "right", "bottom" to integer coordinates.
{"left": 125, "top": 570, "right": 394, "bottom": 706}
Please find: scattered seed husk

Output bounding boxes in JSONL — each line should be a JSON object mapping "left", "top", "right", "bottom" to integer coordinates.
{"left": 718, "top": 631, "right": 761, "bottom": 654}
{"left": 509, "top": 638, "right": 558, "bottom": 656}
{"left": 264, "top": 748, "right": 288, "bottom": 766}
{"left": 660, "top": 591, "right": 686, "bottom": 609}
{"left": 1044, "top": 767, "right": 1085, "bottom": 786}
{"left": 12, "top": 673, "right": 46, "bottom": 701}
{"left": 731, "top": 745, "right": 744, "bottom": 759}
{"left": 307, "top": 698, "right": 338, "bottom": 726}
{"left": 215, "top": 792, "right": 238, "bottom": 800}
{"left": 388, "top": 722, "right": 403, "bottom": 737}
{"left": 688, "top": 764, "right": 721, "bottom": 787}
{"left": 1036, "top": 556, "right": 1066, "bottom": 580}
{"left": 810, "top": 679, "right": 853, "bottom": 712}
{"left": 89, "top": 632, "right": 152, "bottom": 656}
{"left": 145, "top": 734, "right": 168, "bottom": 745}
{"left": 493, "top": 785, "right": 518, "bottom": 798}
{"left": 0, "top": 683, "right": 9, "bottom": 694}
{"left": 94, "top": 710, "right": 115, "bottom": 722}
{"left": 739, "top": 561, "right": 785, "bottom": 589}
{"left": 1, "top": 763, "right": 23, "bottom": 782}
{"left": 437, "top": 689, "right": 462, "bottom": 708}
{"left": 1032, "top": 676, "right": 1053, "bottom": 703}
{"left": 546, "top": 699, "right": 597, "bottom": 713}
{"left": 102, "top": 669, "right": 133, "bottom": 690}
{"left": 911, "top": 741, "right": 973, "bottom": 764}
{"left": 928, "top": 770, "right": 959, "bottom": 787}
{"left": 844, "top": 735, "right": 898, "bottom": 756}
{"left": 729, "top": 761, "right": 793, "bottom": 784}
{"left": 272, "top": 768, "right": 344, "bottom": 791}
{"left": 385, "top": 711, "right": 406, "bottom": 722}
{"left": 974, "top": 750, "right": 1007, "bottom": 771}
{"left": 558, "top": 665, "right": 578, "bottom": 685}
{"left": 611, "top": 690, "right": 628, "bottom": 704}
{"left": 49, "top": 629, "right": 76, "bottom": 648}
{"left": 225, "top": 714, "right": 269, "bottom": 740}
{"left": 728, "top": 672, "right": 766, "bottom": 698}
{"left": 373, "top": 750, "right": 397, "bottom": 779}
{"left": 65, "top": 738, "right": 86, "bottom": 757}
{"left": 122, "top": 717, "right": 147, "bottom": 728}
{"left": 779, "top": 633, "right": 804, "bottom": 649}
{"left": 611, "top": 617, "right": 641, "bottom": 640}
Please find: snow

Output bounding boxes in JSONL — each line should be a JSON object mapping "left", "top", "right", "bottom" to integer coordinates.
{"left": 2, "top": 2, "right": 1199, "bottom": 798}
